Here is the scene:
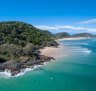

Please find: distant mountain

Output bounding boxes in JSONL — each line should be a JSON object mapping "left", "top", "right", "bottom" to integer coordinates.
{"left": 55, "top": 32, "right": 96, "bottom": 39}
{"left": 72, "top": 33, "right": 95, "bottom": 37}
{"left": 55, "top": 32, "right": 70, "bottom": 39}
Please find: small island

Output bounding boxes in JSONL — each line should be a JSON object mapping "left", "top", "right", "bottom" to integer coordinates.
{"left": 0, "top": 21, "right": 58, "bottom": 76}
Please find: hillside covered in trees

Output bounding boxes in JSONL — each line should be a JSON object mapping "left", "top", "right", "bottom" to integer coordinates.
{"left": 0, "top": 21, "right": 57, "bottom": 46}
{"left": 0, "top": 21, "right": 58, "bottom": 75}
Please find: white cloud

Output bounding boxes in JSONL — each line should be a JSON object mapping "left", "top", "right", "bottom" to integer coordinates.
{"left": 86, "top": 28, "right": 96, "bottom": 32}
{"left": 79, "top": 19, "right": 96, "bottom": 24}
{"left": 35, "top": 25, "right": 96, "bottom": 32}
{"left": 35, "top": 25, "right": 85, "bottom": 30}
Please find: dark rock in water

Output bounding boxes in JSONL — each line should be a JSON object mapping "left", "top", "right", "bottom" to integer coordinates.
{"left": 36, "top": 67, "right": 43, "bottom": 70}
{"left": 39, "top": 55, "right": 55, "bottom": 62}
{"left": 0, "top": 64, "right": 5, "bottom": 71}
{"left": 0, "top": 55, "right": 55, "bottom": 76}
{"left": 11, "top": 70, "right": 21, "bottom": 76}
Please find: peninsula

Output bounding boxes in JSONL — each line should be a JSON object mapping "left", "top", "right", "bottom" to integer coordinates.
{"left": 0, "top": 21, "right": 58, "bottom": 76}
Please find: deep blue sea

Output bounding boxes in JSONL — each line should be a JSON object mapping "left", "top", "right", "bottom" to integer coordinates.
{"left": 0, "top": 38, "right": 96, "bottom": 91}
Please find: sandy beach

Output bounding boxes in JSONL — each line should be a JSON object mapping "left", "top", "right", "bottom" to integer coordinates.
{"left": 40, "top": 45, "right": 71, "bottom": 59}
{"left": 57, "top": 37, "right": 91, "bottom": 41}
{"left": 40, "top": 37, "right": 91, "bottom": 59}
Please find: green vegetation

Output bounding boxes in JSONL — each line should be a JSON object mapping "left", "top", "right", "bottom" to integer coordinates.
{"left": 0, "top": 21, "right": 58, "bottom": 62}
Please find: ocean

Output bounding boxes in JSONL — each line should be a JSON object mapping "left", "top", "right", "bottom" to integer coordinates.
{"left": 0, "top": 38, "right": 96, "bottom": 91}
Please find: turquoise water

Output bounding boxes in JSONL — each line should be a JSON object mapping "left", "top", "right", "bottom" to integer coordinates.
{"left": 0, "top": 38, "right": 96, "bottom": 91}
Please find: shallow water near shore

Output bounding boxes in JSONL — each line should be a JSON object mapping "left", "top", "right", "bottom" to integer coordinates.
{"left": 0, "top": 38, "right": 96, "bottom": 91}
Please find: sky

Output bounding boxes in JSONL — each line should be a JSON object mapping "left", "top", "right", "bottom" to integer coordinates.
{"left": 0, "top": 0, "right": 96, "bottom": 34}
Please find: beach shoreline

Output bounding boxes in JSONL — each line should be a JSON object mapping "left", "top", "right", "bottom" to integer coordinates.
{"left": 57, "top": 37, "right": 91, "bottom": 41}
{"left": 0, "top": 41, "right": 70, "bottom": 77}
{"left": 40, "top": 44, "right": 71, "bottom": 59}
{"left": 0, "top": 61, "right": 50, "bottom": 78}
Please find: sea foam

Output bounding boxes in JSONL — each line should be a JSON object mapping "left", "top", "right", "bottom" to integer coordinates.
{"left": 82, "top": 49, "right": 91, "bottom": 54}
{"left": 0, "top": 62, "right": 49, "bottom": 78}
{"left": 81, "top": 43, "right": 89, "bottom": 45}
{"left": 0, "top": 69, "right": 11, "bottom": 78}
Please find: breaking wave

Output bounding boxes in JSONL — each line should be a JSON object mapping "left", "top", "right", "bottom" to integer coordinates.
{"left": 0, "top": 62, "right": 49, "bottom": 78}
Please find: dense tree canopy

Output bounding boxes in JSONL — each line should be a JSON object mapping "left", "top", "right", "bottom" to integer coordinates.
{"left": 0, "top": 21, "right": 58, "bottom": 62}
{"left": 0, "top": 21, "right": 56, "bottom": 46}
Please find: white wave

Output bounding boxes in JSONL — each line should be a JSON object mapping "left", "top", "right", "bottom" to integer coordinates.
{"left": 76, "top": 48, "right": 91, "bottom": 54}
{"left": 14, "top": 68, "right": 33, "bottom": 77}
{"left": 13, "top": 65, "right": 44, "bottom": 77}
{"left": 82, "top": 50, "right": 91, "bottom": 54}
{"left": 0, "top": 69, "right": 11, "bottom": 78}
{"left": 0, "top": 61, "right": 50, "bottom": 78}
{"left": 81, "top": 43, "right": 89, "bottom": 45}
{"left": 14, "top": 62, "right": 50, "bottom": 77}
{"left": 72, "top": 47, "right": 91, "bottom": 54}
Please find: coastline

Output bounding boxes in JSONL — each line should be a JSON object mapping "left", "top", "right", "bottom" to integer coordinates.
{"left": 0, "top": 55, "right": 54, "bottom": 77}
{"left": 0, "top": 37, "right": 91, "bottom": 78}
{"left": 0, "top": 46, "right": 61, "bottom": 77}
{"left": 0, "top": 41, "right": 68, "bottom": 77}
{"left": 0, "top": 21, "right": 59, "bottom": 78}
{"left": 0, "top": 61, "right": 50, "bottom": 78}
{"left": 57, "top": 37, "right": 91, "bottom": 41}
{"left": 0, "top": 37, "right": 86, "bottom": 77}
{"left": 40, "top": 44, "right": 71, "bottom": 59}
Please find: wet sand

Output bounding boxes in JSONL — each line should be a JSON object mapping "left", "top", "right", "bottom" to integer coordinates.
{"left": 40, "top": 45, "right": 71, "bottom": 59}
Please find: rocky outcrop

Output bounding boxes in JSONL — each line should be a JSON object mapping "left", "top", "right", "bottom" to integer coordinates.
{"left": 0, "top": 55, "right": 55, "bottom": 76}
